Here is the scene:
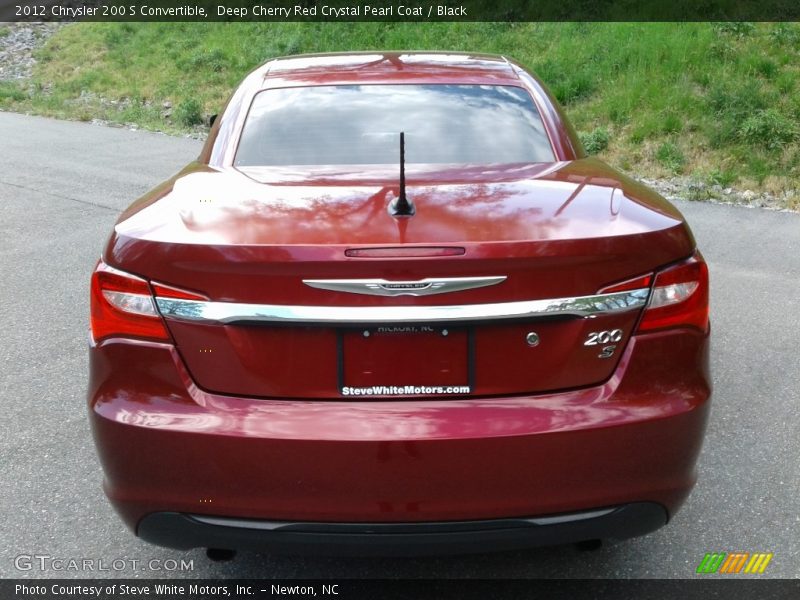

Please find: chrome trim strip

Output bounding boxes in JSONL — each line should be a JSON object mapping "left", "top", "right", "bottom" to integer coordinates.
{"left": 303, "top": 276, "right": 507, "bottom": 297}
{"left": 191, "top": 515, "right": 286, "bottom": 531}
{"left": 528, "top": 508, "right": 616, "bottom": 525}
{"left": 155, "top": 288, "right": 649, "bottom": 325}
{"left": 190, "top": 506, "right": 618, "bottom": 531}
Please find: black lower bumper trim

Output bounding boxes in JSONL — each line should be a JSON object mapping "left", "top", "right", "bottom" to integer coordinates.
{"left": 137, "top": 503, "right": 667, "bottom": 556}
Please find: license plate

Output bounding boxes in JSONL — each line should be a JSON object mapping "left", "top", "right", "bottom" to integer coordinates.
{"left": 339, "top": 326, "right": 472, "bottom": 397}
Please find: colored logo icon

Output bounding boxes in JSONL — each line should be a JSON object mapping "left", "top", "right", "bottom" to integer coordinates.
{"left": 696, "top": 552, "right": 773, "bottom": 574}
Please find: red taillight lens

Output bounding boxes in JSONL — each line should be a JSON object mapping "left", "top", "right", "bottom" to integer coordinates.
{"left": 345, "top": 247, "right": 466, "bottom": 258}
{"left": 151, "top": 281, "right": 208, "bottom": 301}
{"left": 90, "top": 261, "right": 170, "bottom": 343}
{"left": 598, "top": 273, "right": 653, "bottom": 294}
{"left": 637, "top": 253, "right": 709, "bottom": 333}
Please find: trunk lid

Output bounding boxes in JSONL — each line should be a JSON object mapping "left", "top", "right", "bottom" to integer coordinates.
{"left": 108, "top": 159, "right": 694, "bottom": 399}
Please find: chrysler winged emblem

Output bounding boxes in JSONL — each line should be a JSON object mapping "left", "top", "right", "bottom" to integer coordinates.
{"left": 303, "top": 276, "right": 506, "bottom": 297}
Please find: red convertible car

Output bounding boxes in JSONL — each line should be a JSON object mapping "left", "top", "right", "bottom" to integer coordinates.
{"left": 88, "top": 52, "right": 711, "bottom": 556}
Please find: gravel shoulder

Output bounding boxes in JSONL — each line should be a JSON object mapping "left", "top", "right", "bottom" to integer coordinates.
{"left": 640, "top": 176, "right": 798, "bottom": 214}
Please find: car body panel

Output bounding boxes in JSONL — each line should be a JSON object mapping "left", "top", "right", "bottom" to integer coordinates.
{"left": 88, "top": 51, "right": 711, "bottom": 551}
{"left": 105, "top": 157, "right": 693, "bottom": 399}
{"left": 90, "top": 327, "right": 710, "bottom": 526}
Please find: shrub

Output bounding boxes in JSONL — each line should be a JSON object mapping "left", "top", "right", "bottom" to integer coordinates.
{"left": 706, "top": 81, "right": 770, "bottom": 147}
{"left": 738, "top": 109, "right": 798, "bottom": 150}
{"left": 707, "top": 168, "right": 737, "bottom": 188}
{"left": 655, "top": 142, "right": 686, "bottom": 173}
{"left": 0, "top": 82, "right": 26, "bottom": 102}
{"left": 714, "top": 22, "right": 755, "bottom": 37}
{"left": 707, "top": 81, "right": 767, "bottom": 118}
{"left": 103, "top": 23, "right": 136, "bottom": 48}
{"left": 552, "top": 71, "right": 597, "bottom": 105}
{"left": 579, "top": 128, "right": 610, "bottom": 155}
{"left": 188, "top": 48, "right": 228, "bottom": 72}
{"left": 776, "top": 73, "right": 795, "bottom": 94}
{"left": 629, "top": 130, "right": 645, "bottom": 145}
{"left": 770, "top": 24, "right": 800, "bottom": 46}
{"left": 754, "top": 58, "right": 779, "bottom": 80}
{"left": 661, "top": 112, "right": 683, "bottom": 135}
{"left": 174, "top": 98, "right": 203, "bottom": 126}
{"left": 607, "top": 105, "right": 629, "bottom": 125}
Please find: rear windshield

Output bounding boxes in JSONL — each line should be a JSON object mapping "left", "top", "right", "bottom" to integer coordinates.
{"left": 234, "top": 84, "right": 555, "bottom": 167}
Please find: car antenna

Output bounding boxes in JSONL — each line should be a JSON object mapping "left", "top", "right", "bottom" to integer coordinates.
{"left": 388, "top": 131, "right": 416, "bottom": 217}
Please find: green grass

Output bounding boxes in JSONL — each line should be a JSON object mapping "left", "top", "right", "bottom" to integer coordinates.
{"left": 0, "top": 81, "right": 27, "bottom": 102}
{"left": 655, "top": 142, "right": 687, "bottom": 174}
{"left": 4, "top": 22, "right": 799, "bottom": 197}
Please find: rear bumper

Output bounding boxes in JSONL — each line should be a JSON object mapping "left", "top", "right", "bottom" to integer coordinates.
{"left": 88, "top": 328, "right": 711, "bottom": 550}
{"left": 138, "top": 503, "right": 667, "bottom": 555}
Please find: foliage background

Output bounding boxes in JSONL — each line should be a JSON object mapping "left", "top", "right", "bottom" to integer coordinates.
{"left": 1, "top": 22, "right": 798, "bottom": 197}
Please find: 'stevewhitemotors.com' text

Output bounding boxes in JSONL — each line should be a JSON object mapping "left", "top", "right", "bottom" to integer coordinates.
{"left": 341, "top": 385, "right": 471, "bottom": 396}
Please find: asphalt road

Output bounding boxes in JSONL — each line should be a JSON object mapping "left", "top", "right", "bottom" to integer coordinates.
{"left": 1, "top": 112, "right": 798, "bottom": 580}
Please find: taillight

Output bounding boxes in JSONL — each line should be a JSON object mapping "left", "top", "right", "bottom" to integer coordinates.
{"left": 598, "top": 273, "right": 652, "bottom": 294}
{"left": 637, "top": 253, "right": 709, "bottom": 333}
{"left": 90, "top": 261, "right": 206, "bottom": 343}
{"left": 90, "top": 261, "right": 170, "bottom": 343}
